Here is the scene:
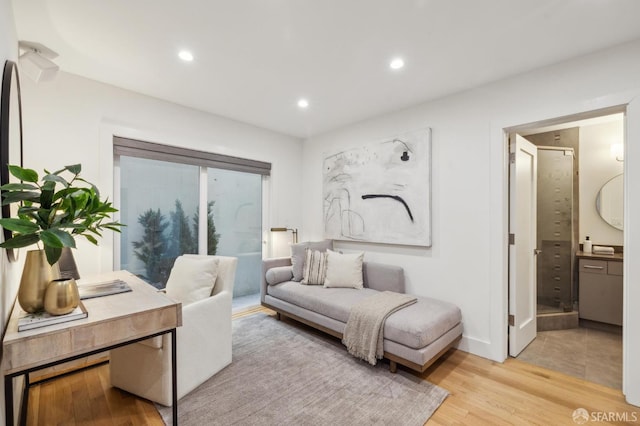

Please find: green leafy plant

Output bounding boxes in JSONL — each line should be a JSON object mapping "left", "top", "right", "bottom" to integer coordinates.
{"left": 0, "top": 164, "right": 123, "bottom": 265}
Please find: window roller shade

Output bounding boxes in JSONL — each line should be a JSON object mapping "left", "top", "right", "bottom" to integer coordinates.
{"left": 113, "top": 136, "right": 271, "bottom": 176}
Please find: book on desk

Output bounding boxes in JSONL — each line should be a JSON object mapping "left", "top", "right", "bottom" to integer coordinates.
{"left": 78, "top": 279, "right": 132, "bottom": 299}
{"left": 17, "top": 302, "right": 88, "bottom": 332}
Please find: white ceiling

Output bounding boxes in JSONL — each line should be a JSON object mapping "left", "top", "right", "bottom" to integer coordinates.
{"left": 11, "top": 0, "right": 640, "bottom": 139}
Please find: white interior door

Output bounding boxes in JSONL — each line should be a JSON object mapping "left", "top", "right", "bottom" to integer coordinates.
{"left": 509, "top": 134, "right": 538, "bottom": 356}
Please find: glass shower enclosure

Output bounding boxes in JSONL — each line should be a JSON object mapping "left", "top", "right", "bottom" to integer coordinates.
{"left": 536, "top": 147, "right": 575, "bottom": 313}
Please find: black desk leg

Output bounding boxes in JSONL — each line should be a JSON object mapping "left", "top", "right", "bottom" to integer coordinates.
{"left": 171, "top": 328, "right": 178, "bottom": 425}
{"left": 4, "top": 373, "right": 30, "bottom": 426}
{"left": 20, "top": 372, "right": 29, "bottom": 425}
{"left": 5, "top": 375, "right": 13, "bottom": 426}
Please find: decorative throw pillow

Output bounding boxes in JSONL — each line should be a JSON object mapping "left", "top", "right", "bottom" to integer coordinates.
{"left": 301, "top": 249, "right": 328, "bottom": 285}
{"left": 266, "top": 266, "right": 294, "bottom": 285}
{"left": 290, "top": 240, "right": 334, "bottom": 281}
{"left": 165, "top": 256, "right": 219, "bottom": 305}
{"left": 323, "top": 250, "right": 364, "bottom": 289}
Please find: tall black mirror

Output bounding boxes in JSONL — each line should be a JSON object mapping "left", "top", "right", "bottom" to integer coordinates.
{"left": 1, "top": 60, "right": 24, "bottom": 262}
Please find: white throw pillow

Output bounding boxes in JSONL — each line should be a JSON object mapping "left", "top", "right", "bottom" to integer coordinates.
{"left": 165, "top": 256, "right": 220, "bottom": 305}
{"left": 323, "top": 250, "right": 364, "bottom": 289}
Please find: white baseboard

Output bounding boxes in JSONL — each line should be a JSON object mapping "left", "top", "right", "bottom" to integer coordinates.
{"left": 455, "top": 335, "right": 504, "bottom": 363}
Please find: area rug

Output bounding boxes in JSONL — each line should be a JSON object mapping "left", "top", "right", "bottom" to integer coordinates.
{"left": 158, "top": 313, "right": 448, "bottom": 425}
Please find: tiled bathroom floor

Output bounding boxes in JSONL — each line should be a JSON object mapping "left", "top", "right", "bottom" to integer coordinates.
{"left": 516, "top": 326, "right": 622, "bottom": 389}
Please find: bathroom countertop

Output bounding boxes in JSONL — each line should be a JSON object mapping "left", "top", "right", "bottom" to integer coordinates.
{"left": 576, "top": 250, "right": 623, "bottom": 261}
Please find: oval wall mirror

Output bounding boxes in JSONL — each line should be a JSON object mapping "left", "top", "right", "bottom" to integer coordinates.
{"left": 1, "top": 60, "right": 24, "bottom": 262}
{"left": 596, "top": 174, "right": 623, "bottom": 231}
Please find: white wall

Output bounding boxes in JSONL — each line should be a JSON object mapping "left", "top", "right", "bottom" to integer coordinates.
{"left": 579, "top": 119, "right": 624, "bottom": 246}
{"left": 0, "top": 0, "right": 16, "bottom": 60}
{"left": 301, "top": 39, "right": 640, "bottom": 405}
{"left": 18, "top": 71, "right": 303, "bottom": 277}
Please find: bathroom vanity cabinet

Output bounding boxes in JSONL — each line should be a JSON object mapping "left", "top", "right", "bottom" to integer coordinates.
{"left": 578, "top": 252, "right": 623, "bottom": 326}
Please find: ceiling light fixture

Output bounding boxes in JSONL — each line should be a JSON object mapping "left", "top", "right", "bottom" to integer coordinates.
{"left": 297, "top": 98, "right": 309, "bottom": 109}
{"left": 178, "top": 50, "right": 194, "bottom": 62}
{"left": 18, "top": 41, "right": 59, "bottom": 82}
{"left": 390, "top": 58, "right": 405, "bottom": 70}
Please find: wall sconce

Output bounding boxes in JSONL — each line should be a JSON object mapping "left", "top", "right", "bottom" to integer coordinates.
{"left": 18, "top": 41, "right": 59, "bottom": 82}
{"left": 610, "top": 143, "right": 624, "bottom": 162}
{"left": 270, "top": 227, "right": 298, "bottom": 244}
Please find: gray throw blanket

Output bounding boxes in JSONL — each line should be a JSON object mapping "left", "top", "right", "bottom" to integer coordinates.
{"left": 342, "top": 291, "right": 417, "bottom": 365}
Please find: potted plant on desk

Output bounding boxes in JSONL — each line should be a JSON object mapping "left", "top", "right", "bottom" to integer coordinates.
{"left": 0, "top": 164, "right": 123, "bottom": 313}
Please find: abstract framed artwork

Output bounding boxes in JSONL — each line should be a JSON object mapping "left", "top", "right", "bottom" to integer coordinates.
{"left": 323, "top": 128, "right": 431, "bottom": 247}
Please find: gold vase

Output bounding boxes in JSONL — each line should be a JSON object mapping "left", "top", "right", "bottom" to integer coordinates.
{"left": 18, "top": 250, "right": 61, "bottom": 313}
{"left": 44, "top": 278, "right": 80, "bottom": 315}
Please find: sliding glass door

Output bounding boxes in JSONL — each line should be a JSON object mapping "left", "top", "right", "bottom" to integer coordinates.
{"left": 115, "top": 137, "right": 268, "bottom": 298}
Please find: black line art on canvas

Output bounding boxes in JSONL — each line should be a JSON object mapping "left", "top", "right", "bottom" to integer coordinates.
{"left": 361, "top": 194, "right": 414, "bottom": 222}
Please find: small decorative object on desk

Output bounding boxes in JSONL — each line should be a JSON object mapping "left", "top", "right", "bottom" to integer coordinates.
{"left": 44, "top": 277, "right": 80, "bottom": 315}
{"left": 79, "top": 279, "right": 132, "bottom": 300}
{"left": 18, "top": 301, "right": 88, "bottom": 332}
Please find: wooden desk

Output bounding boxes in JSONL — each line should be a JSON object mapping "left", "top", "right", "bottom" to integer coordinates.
{"left": 2, "top": 270, "right": 182, "bottom": 425}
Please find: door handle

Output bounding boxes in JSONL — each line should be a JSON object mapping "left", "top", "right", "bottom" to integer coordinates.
{"left": 534, "top": 249, "right": 542, "bottom": 255}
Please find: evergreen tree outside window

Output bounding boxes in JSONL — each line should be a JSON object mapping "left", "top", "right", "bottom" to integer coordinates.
{"left": 132, "top": 209, "right": 167, "bottom": 285}
{"left": 194, "top": 201, "right": 220, "bottom": 255}
{"left": 168, "top": 199, "right": 197, "bottom": 258}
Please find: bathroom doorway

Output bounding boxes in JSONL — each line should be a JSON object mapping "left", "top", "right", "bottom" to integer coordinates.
{"left": 507, "top": 109, "right": 625, "bottom": 389}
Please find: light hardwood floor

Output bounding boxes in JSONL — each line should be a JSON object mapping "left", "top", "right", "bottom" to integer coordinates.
{"left": 27, "top": 306, "right": 638, "bottom": 425}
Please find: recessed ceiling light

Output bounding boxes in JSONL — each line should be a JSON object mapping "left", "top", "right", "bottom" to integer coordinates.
{"left": 390, "top": 58, "right": 404, "bottom": 70}
{"left": 297, "top": 98, "right": 309, "bottom": 109}
{"left": 178, "top": 50, "right": 194, "bottom": 62}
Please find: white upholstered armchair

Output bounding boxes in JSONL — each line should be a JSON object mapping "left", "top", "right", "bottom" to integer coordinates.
{"left": 110, "top": 255, "right": 238, "bottom": 406}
